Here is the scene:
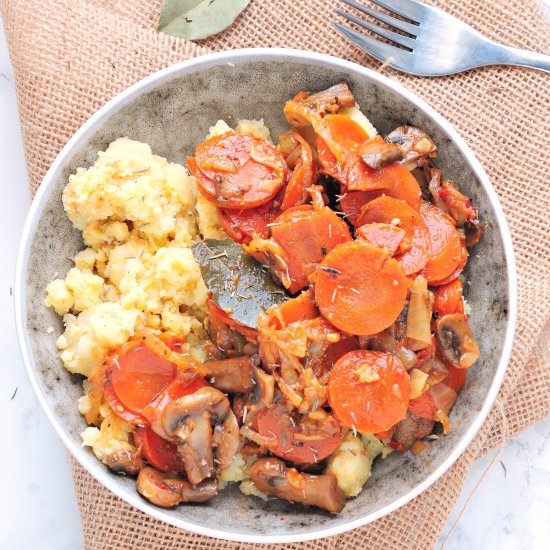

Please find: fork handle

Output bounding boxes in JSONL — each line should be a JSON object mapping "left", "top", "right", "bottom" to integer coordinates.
{"left": 482, "top": 41, "right": 550, "bottom": 74}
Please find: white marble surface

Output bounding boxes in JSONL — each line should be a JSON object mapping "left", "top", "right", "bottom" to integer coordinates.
{"left": 1, "top": 22, "right": 549, "bottom": 550}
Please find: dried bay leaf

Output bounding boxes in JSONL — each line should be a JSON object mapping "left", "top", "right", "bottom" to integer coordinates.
{"left": 193, "top": 238, "right": 289, "bottom": 328}
{"left": 158, "top": 0, "right": 250, "bottom": 40}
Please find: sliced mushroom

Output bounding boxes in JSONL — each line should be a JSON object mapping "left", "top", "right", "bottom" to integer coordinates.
{"left": 203, "top": 355, "right": 258, "bottom": 393}
{"left": 305, "top": 82, "right": 356, "bottom": 112}
{"left": 464, "top": 218, "right": 484, "bottom": 247}
{"left": 208, "top": 315, "right": 248, "bottom": 358}
{"left": 392, "top": 413, "right": 434, "bottom": 451}
{"left": 250, "top": 457, "right": 346, "bottom": 513}
{"left": 252, "top": 367, "right": 275, "bottom": 408}
{"left": 365, "top": 329, "right": 417, "bottom": 370}
{"left": 105, "top": 450, "right": 144, "bottom": 476}
{"left": 136, "top": 466, "right": 218, "bottom": 508}
{"left": 213, "top": 410, "right": 240, "bottom": 471}
{"left": 161, "top": 387, "right": 239, "bottom": 485}
{"left": 426, "top": 165, "right": 483, "bottom": 243}
{"left": 435, "top": 313, "right": 480, "bottom": 368}
{"left": 385, "top": 126, "right": 437, "bottom": 169}
{"left": 360, "top": 140, "right": 403, "bottom": 169}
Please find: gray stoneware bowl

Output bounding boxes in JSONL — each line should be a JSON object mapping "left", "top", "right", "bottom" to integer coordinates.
{"left": 15, "top": 49, "right": 517, "bottom": 543}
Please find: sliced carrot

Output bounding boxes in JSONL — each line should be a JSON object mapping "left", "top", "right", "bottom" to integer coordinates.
{"left": 281, "top": 131, "right": 314, "bottom": 211}
{"left": 338, "top": 186, "right": 371, "bottom": 227}
{"left": 317, "top": 136, "right": 342, "bottom": 182}
{"left": 134, "top": 426, "right": 184, "bottom": 473}
{"left": 408, "top": 365, "right": 465, "bottom": 419}
{"left": 110, "top": 339, "right": 177, "bottom": 413}
{"left": 356, "top": 223, "right": 406, "bottom": 256}
{"left": 217, "top": 199, "right": 280, "bottom": 245}
{"left": 433, "top": 279, "right": 464, "bottom": 317}
{"left": 207, "top": 295, "right": 258, "bottom": 339}
{"left": 315, "top": 240, "right": 408, "bottom": 336}
{"left": 407, "top": 391, "right": 437, "bottom": 419}
{"left": 419, "top": 203, "right": 462, "bottom": 283}
{"left": 270, "top": 205, "right": 352, "bottom": 294}
{"left": 352, "top": 163, "right": 422, "bottom": 209}
{"left": 266, "top": 290, "right": 318, "bottom": 329}
{"left": 191, "top": 132, "right": 287, "bottom": 209}
{"left": 255, "top": 405, "right": 344, "bottom": 464}
{"left": 314, "top": 114, "right": 370, "bottom": 164}
{"left": 328, "top": 350, "right": 410, "bottom": 433}
{"left": 357, "top": 196, "right": 431, "bottom": 275}
{"left": 443, "top": 364, "right": 468, "bottom": 394}
{"left": 429, "top": 239, "right": 469, "bottom": 286}
{"left": 103, "top": 377, "right": 148, "bottom": 425}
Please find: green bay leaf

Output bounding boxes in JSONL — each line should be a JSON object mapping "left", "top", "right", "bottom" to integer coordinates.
{"left": 193, "top": 238, "right": 289, "bottom": 329}
{"left": 158, "top": 0, "right": 250, "bottom": 40}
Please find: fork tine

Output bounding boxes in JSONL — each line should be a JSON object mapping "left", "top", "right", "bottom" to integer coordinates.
{"left": 332, "top": 21, "right": 412, "bottom": 67}
{"left": 336, "top": 8, "right": 416, "bottom": 50}
{"left": 340, "top": 0, "right": 419, "bottom": 36}
{"left": 367, "top": 0, "right": 424, "bottom": 22}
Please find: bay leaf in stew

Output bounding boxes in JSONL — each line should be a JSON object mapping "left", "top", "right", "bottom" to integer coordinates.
{"left": 193, "top": 239, "right": 289, "bottom": 328}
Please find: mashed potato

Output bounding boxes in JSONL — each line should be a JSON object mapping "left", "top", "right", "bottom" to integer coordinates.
{"left": 326, "top": 432, "right": 392, "bottom": 497}
{"left": 218, "top": 452, "right": 269, "bottom": 500}
{"left": 81, "top": 403, "right": 135, "bottom": 461}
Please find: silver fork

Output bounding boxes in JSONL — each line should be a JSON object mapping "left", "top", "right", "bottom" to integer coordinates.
{"left": 333, "top": 0, "right": 550, "bottom": 76}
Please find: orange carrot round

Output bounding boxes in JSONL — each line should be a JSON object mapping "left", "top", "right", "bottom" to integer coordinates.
{"left": 357, "top": 196, "right": 431, "bottom": 275}
{"left": 433, "top": 279, "right": 464, "bottom": 317}
{"left": 317, "top": 136, "right": 342, "bottom": 181}
{"left": 191, "top": 132, "right": 287, "bottom": 209}
{"left": 218, "top": 199, "right": 280, "bottom": 245}
{"left": 419, "top": 203, "right": 462, "bottom": 283}
{"left": 315, "top": 240, "right": 408, "bottom": 335}
{"left": 355, "top": 222, "right": 406, "bottom": 256}
{"left": 429, "top": 239, "right": 469, "bottom": 286}
{"left": 266, "top": 290, "right": 319, "bottom": 329}
{"left": 328, "top": 350, "right": 410, "bottom": 433}
{"left": 352, "top": 163, "right": 422, "bottom": 209}
{"left": 270, "top": 205, "right": 352, "bottom": 294}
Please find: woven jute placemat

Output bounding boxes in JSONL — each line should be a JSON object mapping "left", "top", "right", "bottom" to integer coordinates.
{"left": 2, "top": 0, "right": 549, "bottom": 548}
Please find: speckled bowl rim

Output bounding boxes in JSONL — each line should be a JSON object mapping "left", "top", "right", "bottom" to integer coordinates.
{"left": 15, "top": 48, "right": 517, "bottom": 543}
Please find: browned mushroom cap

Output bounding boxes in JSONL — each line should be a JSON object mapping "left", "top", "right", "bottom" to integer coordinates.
{"left": 392, "top": 413, "right": 434, "bottom": 451}
{"left": 359, "top": 140, "right": 403, "bottom": 170}
{"left": 385, "top": 126, "right": 437, "bottom": 169}
{"left": 162, "top": 387, "right": 239, "bottom": 485}
{"left": 284, "top": 82, "right": 356, "bottom": 126}
{"left": 306, "top": 82, "right": 356, "bottom": 111}
{"left": 203, "top": 355, "right": 258, "bottom": 393}
{"left": 136, "top": 466, "right": 218, "bottom": 508}
{"left": 250, "top": 457, "right": 346, "bottom": 514}
{"left": 105, "top": 450, "right": 144, "bottom": 476}
{"left": 435, "top": 313, "right": 480, "bottom": 368}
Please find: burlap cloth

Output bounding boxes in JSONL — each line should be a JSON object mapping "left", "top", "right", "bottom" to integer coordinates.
{"left": 2, "top": 0, "right": 549, "bottom": 547}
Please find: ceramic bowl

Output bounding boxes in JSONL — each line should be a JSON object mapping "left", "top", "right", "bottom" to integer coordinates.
{"left": 15, "top": 49, "right": 516, "bottom": 543}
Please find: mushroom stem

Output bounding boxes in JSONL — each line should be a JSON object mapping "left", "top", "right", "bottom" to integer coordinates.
{"left": 136, "top": 466, "right": 218, "bottom": 508}
{"left": 250, "top": 457, "right": 345, "bottom": 513}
